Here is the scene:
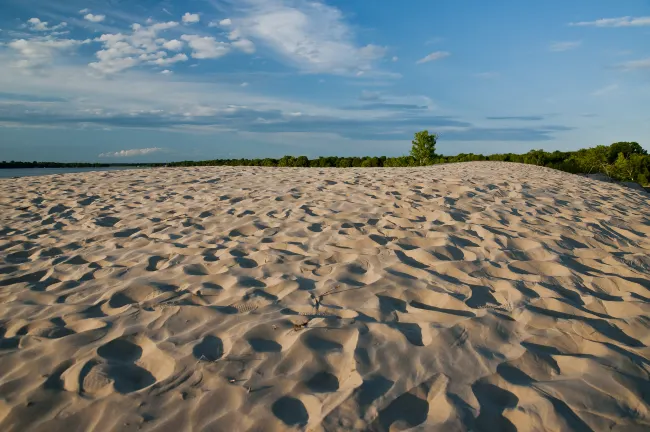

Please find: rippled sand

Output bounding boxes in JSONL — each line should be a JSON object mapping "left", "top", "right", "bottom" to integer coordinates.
{"left": 1, "top": 162, "right": 650, "bottom": 431}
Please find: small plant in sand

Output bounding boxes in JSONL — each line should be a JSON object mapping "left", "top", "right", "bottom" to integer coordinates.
{"left": 410, "top": 130, "right": 437, "bottom": 166}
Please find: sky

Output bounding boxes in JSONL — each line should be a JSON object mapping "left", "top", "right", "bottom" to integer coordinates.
{"left": 0, "top": 0, "right": 649, "bottom": 162}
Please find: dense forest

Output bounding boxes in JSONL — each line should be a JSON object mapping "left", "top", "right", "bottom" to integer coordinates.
{"left": 2, "top": 133, "right": 648, "bottom": 186}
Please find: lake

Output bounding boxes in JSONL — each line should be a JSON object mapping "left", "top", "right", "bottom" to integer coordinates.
{"left": 0, "top": 167, "right": 148, "bottom": 179}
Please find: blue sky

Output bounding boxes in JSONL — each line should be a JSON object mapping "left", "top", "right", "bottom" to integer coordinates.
{"left": 1, "top": 0, "right": 649, "bottom": 162}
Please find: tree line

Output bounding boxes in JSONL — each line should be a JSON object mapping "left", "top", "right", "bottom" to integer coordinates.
{"left": 2, "top": 131, "right": 648, "bottom": 185}
{"left": 167, "top": 131, "right": 649, "bottom": 185}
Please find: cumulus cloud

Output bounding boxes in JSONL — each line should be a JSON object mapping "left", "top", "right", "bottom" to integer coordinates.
{"left": 160, "top": 69, "right": 173, "bottom": 74}
{"left": 231, "top": 38, "right": 255, "bottom": 54}
{"left": 89, "top": 21, "right": 183, "bottom": 73}
{"left": 152, "top": 53, "right": 188, "bottom": 66}
{"left": 26, "top": 18, "right": 67, "bottom": 32}
{"left": 416, "top": 51, "right": 450, "bottom": 64}
{"left": 8, "top": 36, "right": 84, "bottom": 68}
{"left": 99, "top": 148, "right": 163, "bottom": 157}
{"left": 181, "top": 35, "right": 230, "bottom": 59}
{"left": 569, "top": 16, "right": 650, "bottom": 27}
{"left": 182, "top": 13, "right": 200, "bottom": 24}
{"left": 84, "top": 14, "right": 106, "bottom": 23}
{"left": 209, "top": 18, "right": 233, "bottom": 27}
{"left": 233, "top": 0, "right": 387, "bottom": 74}
{"left": 549, "top": 41, "right": 582, "bottom": 52}
{"left": 162, "top": 39, "right": 183, "bottom": 51}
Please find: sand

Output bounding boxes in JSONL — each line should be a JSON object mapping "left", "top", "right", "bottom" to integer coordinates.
{"left": 1, "top": 161, "right": 650, "bottom": 431}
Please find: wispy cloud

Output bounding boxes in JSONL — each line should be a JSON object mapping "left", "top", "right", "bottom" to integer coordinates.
{"left": 416, "top": 51, "right": 450, "bottom": 64}
{"left": 99, "top": 148, "right": 163, "bottom": 157}
{"left": 569, "top": 16, "right": 650, "bottom": 27}
{"left": 486, "top": 116, "right": 545, "bottom": 121}
{"left": 425, "top": 37, "right": 445, "bottom": 45}
{"left": 8, "top": 26, "right": 87, "bottom": 69}
{"left": 591, "top": 83, "right": 619, "bottom": 96}
{"left": 548, "top": 41, "right": 582, "bottom": 52}
{"left": 232, "top": 0, "right": 387, "bottom": 75}
{"left": 618, "top": 58, "right": 650, "bottom": 71}
{"left": 474, "top": 71, "right": 499, "bottom": 79}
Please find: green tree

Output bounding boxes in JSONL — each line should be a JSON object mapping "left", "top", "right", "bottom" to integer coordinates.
{"left": 607, "top": 142, "right": 647, "bottom": 163}
{"left": 278, "top": 156, "right": 295, "bottom": 167}
{"left": 294, "top": 156, "right": 310, "bottom": 167}
{"left": 524, "top": 149, "right": 547, "bottom": 166}
{"left": 410, "top": 130, "right": 437, "bottom": 166}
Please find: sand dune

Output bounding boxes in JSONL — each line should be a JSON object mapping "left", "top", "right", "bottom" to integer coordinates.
{"left": 1, "top": 162, "right": 650, "bottom": 431}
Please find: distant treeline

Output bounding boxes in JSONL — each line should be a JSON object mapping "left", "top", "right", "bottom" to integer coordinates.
{"left": 166, "top": 141, "right": 650, "bottom": 185}
{"left": 3, "top": 140, "right": 649, "bottom": 186}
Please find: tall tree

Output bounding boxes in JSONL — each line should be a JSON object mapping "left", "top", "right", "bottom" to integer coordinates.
{"left": 410, "top": 130, "right": 437, "bottom": 166}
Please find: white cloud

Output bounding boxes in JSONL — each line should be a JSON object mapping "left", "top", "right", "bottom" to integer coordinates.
{"left": 182, "top": 13, "right": 200, "bottom": 24}
{"left": 425, "top": 37, "right": 445, "bottom": 45}
{"left": 79, "top": 9, "right": 90, "bottom": 14}
{"left": 8, "top": 36, "right": 84, "bottom": 68}
{"left": 90, "top": 21, "right": 181, "bottom": 73}
{"left": 99, "top": 147, "right": 163, "bottom": 157}
{"left": 84, "top": 14, "right": 106, "bottom": 23}
{"left": 26, "top": 18, "right": 67, "bottom": 32}
{"left": 0, "top": 45, "right": 409, "bottom": 134}
{"left": 549, "top": 41, "right": 582, "bottom": 52}
{"left": 359, "top": 90, "right": 381, "bottom": 101}
{"left": 416, "top": 51, "right": 450, "bottom": 64}
{"left": 152, "top": 53, "right": 188, "bottom": 66}
{"left": 232, "top": 38, "right": 255, "bottom": 54}
{"left": 181, "top": 35, "right": 230, "bottom": 59}
{"left": 162, "top": 39, "right": 183, "bottom": 51}
{"left": 90, "top": 56, "right": 139, "bottom": 74}
{"left": 591, "top": 83, "right": 619, "bottom": 96}
{"left": 569, "top": 16, "right": 650, "bottom": 27}
{"left": 619, "top": 58, "right": 650, "bottom": 70}
{"left": 220, "top": 18, "right": 232, "bottom": 27}
{"left": 233, "top": 0, "right": 387, "bottom": 74}
{"left": 241, "top": 82, "right": 249, "bottom": 87}
{"left": 161, "top": 69, "right": 173, "bottom": 74}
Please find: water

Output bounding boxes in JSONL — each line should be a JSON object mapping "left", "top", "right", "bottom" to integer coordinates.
{"left": 0, "top": 166, "right": 147, "bottom": 179}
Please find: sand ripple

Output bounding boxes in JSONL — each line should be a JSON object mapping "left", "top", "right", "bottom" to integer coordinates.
{"left": 1, "top": 162, "right": 650, "bottom": 431}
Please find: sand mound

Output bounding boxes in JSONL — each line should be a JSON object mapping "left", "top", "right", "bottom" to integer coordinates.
{"left": 1, "top": 162, "right": 650, "bottom": 431}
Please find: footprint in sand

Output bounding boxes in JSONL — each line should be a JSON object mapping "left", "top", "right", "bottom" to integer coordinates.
{"left": 272, "top": 396, "right": 309, "bottom": 427}
{"left": 62, "top": 334, "right": 175, "bottom": 396}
